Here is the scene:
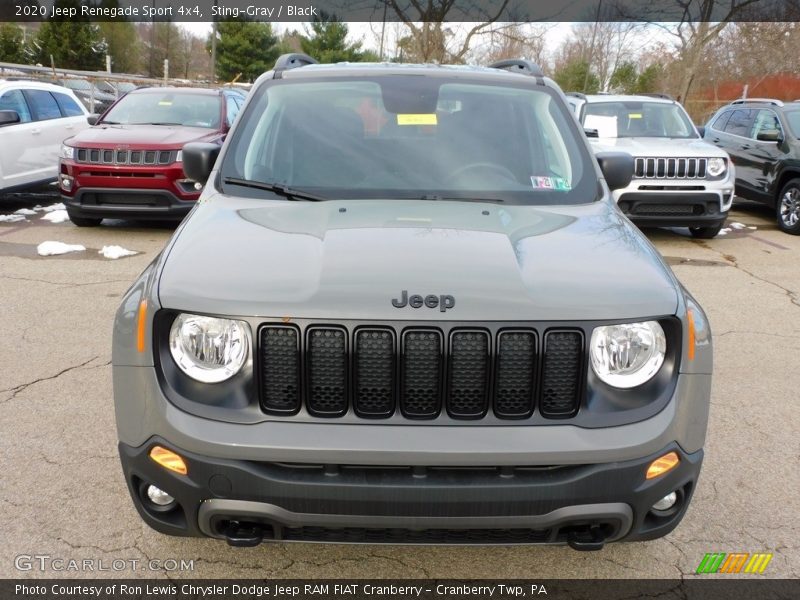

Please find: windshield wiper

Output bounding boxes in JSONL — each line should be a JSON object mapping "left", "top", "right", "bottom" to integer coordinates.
{"left": 138, "top": 122, "right": 182, "bottom": 126}
{"left": 223, "top": 177, "right": 327, "bottom": 202}
{"left": 421, "top": 194, "right": 505, "bottom": 204}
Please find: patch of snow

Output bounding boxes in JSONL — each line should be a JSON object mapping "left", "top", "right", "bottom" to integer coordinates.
{"left": 0, "top": 214, "right": 27, "bottom": 223}
{"left": 41, "top": 210, "right": 70, "bottom": 224}
{"left": 729, "top": 222, "right": 746, "bottom": 230}
{"left": 15, "top": 208, "right": 37, "bottom": 215}
{"left": 37, "top": 241, "right": 86, "bottom": 256}
{"left": 39, "top": 203, "right": 66, "bottom": 212}
{"left": 747, "top": 226, "right": 758, "bottom": 230}
{"left": 98, "top": 245, "right": 138, "bottom": 259}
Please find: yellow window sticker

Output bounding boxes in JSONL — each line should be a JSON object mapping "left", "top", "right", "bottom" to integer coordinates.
{"left": 158, "top": 100, "right": 173, "bottom": 106}
{"left": 397, "top": 114, "right": 437, "bottom": 126}
{"left": 628, "top": 113, "right": 642, "bottom": 119}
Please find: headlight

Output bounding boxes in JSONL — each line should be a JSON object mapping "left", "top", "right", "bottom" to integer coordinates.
{"left": 60, "top": 144, "right": 75, "bottom": 160}
{"left": 706, "top": 157, "right": 726, "bottom": 177}
{"left": 169, "top": 313, "right": 250, "bottom": 383}
{"left": 590, "top": 321, "right": 666, "bottom": 388}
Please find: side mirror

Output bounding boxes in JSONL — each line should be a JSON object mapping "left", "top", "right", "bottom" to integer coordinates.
{"left": 183, "top": 142, "right": 221, "bottom": 183}
{"left": 756, "top": 130, "right": 782, "bottom": 143}
{"left": 595, "top": 151, "right": 634, "bottom": 192}
{"left": 696, "top": 126, "right": 706, "bottom": 137}
{"left": 0, "top": 110, "right": 21, "bottom": 127}
{"left": 584, "top": 127, "right": 599, "bottom": 138}
{"left": 86, "top": 114, "right": 100, "bottom": 125}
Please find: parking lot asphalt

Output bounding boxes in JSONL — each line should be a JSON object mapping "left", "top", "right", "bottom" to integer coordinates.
{"left": 0, "top": 192, "right": 797, "bottom": 580}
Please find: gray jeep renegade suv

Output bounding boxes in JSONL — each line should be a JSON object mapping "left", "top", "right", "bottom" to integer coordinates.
{"left": 113, "top": 55, "right": 712, "bottom": 550}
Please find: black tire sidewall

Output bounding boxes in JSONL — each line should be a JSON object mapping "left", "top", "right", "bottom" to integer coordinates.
{"left": 776, "top": 179, "right": 800, "bottom": 235}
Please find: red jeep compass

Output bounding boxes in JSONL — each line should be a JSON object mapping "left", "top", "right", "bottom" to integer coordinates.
{"left": 60, "top": 87, "right": 246, "bottom": 226}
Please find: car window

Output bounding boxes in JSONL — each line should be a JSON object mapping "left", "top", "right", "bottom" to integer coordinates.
{"left": 750, "top": 109, "right": 782, "bottom": 140}
{"left": 101, "top": 92, "right": 222, "bottom": 128}
{"left": 225, "top": 94, "right": 240, "bottom": 127}
{"left": 222, "top": 77, "right": 596, "bottom": 205}
{"left": 53, "top": 92, "right": 84, "bottom": 117}
{"left": 0, "top": 89, "right": 32, "bottom": 123}
{"left": 723, "top": 109, "right": 755, "bottom": 137}
{"left": 583, "top": 101, "right": 697, "bottom": 138}
{"left": 710, "top": 110, "right": 731, "bottom": 132}
{"left": 25, "top": 90, "right": 62, "bottom": 121}
{"left": 785, "top": 109, "right": 800, "bottom": 137}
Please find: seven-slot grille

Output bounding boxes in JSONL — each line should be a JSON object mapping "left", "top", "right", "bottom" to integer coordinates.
{"left": 634, "top": 157, "right": 707, "bottom": 179}
{"left": 258, "top": 325, "right": 584, "bottom": 421}
{"left": 75, "top": 148, "right": 177, "bottom": 166}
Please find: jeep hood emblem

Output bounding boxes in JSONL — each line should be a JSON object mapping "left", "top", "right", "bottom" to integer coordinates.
{"left": 392, "top": 290, "right": 455, "bottom": 312}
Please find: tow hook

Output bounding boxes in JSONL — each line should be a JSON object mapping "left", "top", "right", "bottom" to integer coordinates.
{"left": 223, "top": 521, "right": 264, "bottom": 547}
{"left": 567, "top": 526, "right": 606, "bottom": 551}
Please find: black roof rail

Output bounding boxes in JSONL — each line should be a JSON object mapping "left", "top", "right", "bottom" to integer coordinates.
{"left": 488, "top": 59, "right": 545, "bottom": 78}
{"left": 730, "top": 98, "right": 784, "bottom": 107}
{"left": 566, "top": 92, "right": 586, "bottom": 99}
{"left": 639, "top": 93, "right": 675, "bottom": 101}
{"left": 273, "top": 53, "right": 318, "bottom": 79}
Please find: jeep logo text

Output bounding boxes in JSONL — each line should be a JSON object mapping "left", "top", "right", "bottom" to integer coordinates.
{"left": 391, "top": 290, "right": 455, "bottom": 312}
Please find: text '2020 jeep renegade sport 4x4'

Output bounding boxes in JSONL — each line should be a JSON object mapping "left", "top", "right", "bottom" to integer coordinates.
{"left": 567, "top": 93, "right": 734, "bottom": 239}
{"left": 113, "top": 55, "right": 712, "bottom": 550}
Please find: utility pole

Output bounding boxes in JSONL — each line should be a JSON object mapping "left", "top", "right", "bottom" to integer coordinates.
{"left": 210, "top": 0, "right": 218, "bottom": 83}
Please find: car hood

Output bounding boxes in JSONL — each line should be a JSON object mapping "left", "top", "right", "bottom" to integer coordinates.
{"left": 158, "top": 196, "right": 680, "bottom": 321}
{"left": 590, "top": 136, "right": 728, "bottom": 158}
{"left": 66, "top": 124, "right": 220, "bottom": 148}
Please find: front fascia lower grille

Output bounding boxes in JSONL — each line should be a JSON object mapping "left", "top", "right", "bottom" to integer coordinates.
{"left": 255, "top": 320, "right": 621, "bottom": 425}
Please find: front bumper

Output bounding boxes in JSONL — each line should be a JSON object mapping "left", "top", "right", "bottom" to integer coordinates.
{"left": 120, "top": 438, "right": 702, "bottom": 546}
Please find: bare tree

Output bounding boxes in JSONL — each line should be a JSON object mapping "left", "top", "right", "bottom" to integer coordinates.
{"left": 476, "top": 22, "right": 551, "bottom": 67}
{"left": 382, "top": 0, "right": 511, "bottom": 63}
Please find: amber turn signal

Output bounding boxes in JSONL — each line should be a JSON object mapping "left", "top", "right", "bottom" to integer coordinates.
{"left": 149, "top": 445, "right": 187, "bottom": 475}
{"left": 646, "top": 451, "right": 680, "bottom": 479}
{"left": 136, "top": 299, "right": 147, "bottom": 353}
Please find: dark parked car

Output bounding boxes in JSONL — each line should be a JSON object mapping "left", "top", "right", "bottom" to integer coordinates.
{"left": 703, "top": 98, "right": 800, "bottom": 234}
{"left": 60, "top": 86, "right": 246, "bottom": 226}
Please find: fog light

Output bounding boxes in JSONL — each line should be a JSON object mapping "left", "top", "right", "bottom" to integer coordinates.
{"left": 146, "top": 484, "right": 175, "bottom": 506}
{"left": 60, "top": 175, "right": 73, "bottom": 191}
{"left": 652, "top": 491, "right": 678, "bottom": 511}
{"left": 194, "top": 182, "right": 203, "bottom": 191}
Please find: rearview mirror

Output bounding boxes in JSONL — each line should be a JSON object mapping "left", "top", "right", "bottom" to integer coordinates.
{"left": 756, "top": 130, "right": 782, "bottom": 143}
{"left": 595, "top": 151, "right": 634, "bottom": 191}
{"left": 0, "top": 110, "right": 21, "bottom": 127}
{"left": 87, "top": 114, "right": 100, "bottom": 125}
{"left": 183, "top": 142, "right": 221, "bottom": 183}
{"left": 584, "top": 127, "right": 599, "bottom": 138}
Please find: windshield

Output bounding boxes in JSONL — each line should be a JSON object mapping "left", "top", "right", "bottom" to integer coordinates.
{"left": 63, "top": 79, "right": 90, "bottom": 91}
{"left": 584, "top": 101, "right": 697, "bottom": 139}
{"left": 221, "top": 76, "right": 596, "bottom": 204}
{"left": 100, "top": 92, "right": 221, "bottom": 128}
{"left": 785, "top": 109, "right": 800, "bottom": 137}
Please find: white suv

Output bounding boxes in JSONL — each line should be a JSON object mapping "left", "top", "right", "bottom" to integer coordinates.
{"left": 0, "top": 80, "right": 89, "bottom": 194}
{"left": 567, "top": 93, "right": 734, "bottom": 238}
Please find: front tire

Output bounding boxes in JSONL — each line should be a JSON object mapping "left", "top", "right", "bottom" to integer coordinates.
{"left": 777, "top": 179, "right": 800, "bottom": 235}
{"left": 689, "top": 223, "right": 724, "bottom": 239}
{"left": 69, "top": 213, "right": 102, "bottom": 227}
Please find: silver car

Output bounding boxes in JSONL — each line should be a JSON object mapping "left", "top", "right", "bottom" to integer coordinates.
{"left": 567, "top": 93, "right": 735, "bottom": 239}
{"left": 112, "top": 56, "right": 712, "bottom": 550}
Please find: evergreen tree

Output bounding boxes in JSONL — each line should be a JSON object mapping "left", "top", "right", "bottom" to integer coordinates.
{"left": 35, "top": 0, "right": 105, "bottom": 70}
{"left": 300, "top": 13, "right": 371, "bottom": 63}
{"left": 553, "top": 60, "right": 600, "bottom": 94}
{"left": 212, "top": 20, "right": 280, "bottom": 82}
{"left": 0, "top": 23, "right": 26, "bottom": 64}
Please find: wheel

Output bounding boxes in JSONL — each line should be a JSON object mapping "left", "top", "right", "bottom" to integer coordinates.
{"left": 776, "top": 178, "right": 800, "bottom": 235}
{"left": 69, "top": 214, "right": 102, "bottom": 227}
{"left": 689, "top": 223, "right": 724, "bottom": 239}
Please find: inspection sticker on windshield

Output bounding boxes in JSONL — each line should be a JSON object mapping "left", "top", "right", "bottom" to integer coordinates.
{"left": 397, "top": 114, "right": 437, "bottom": 126}
{"left": 531, "top": 176, "right": 571, "bottom": 191}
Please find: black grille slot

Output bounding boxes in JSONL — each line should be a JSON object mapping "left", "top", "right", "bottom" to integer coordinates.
{"left": 259, "top": 326, "right": 300, "bottom": 414}
{"left": 494, "top": 331, "right": 537, "bottom": 418}
{"left": 158, "top": 150, "right": 172, "bottom": 164}
{"left": 306, "top": 327, "right": 348, "bottom": 416}
{"left": 130, "top": 151, "right": 141, "bottom": 163}
{"left": 144, "top": 151, "right": 156, "bottom": 164}
{"left": 540, "top": 331, "right": 583, "bottom": 418}
{"left": 447, "top": 330, "right": 490, "bottom": 419}
{"left": 354, "top": 329, "right": 395, "bottom": 418}
{"left": 400, "top": 330, "right": 442, "bottom": 419}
